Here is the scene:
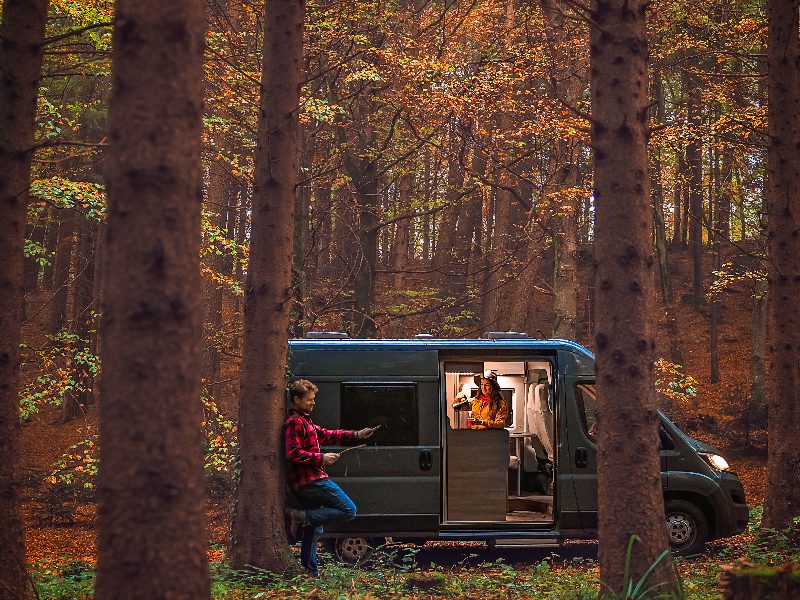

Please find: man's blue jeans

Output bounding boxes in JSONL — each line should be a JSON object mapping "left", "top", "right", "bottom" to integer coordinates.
{"left": 295, "top": 478, "right": 357, "bottom": 576}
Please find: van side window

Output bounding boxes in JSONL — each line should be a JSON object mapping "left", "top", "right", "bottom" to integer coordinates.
{"left": 340, "top": 383, "right": 419, "bottom": 446}
{"left": 575, "top": 383, "right": 598, "bottom": 440}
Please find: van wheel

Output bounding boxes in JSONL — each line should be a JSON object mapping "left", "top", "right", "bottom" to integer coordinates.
{"left": 333, "top": 536, "right": 381, "bottom": 563}
{"left": 665, "top": 499, "right": 708, "bottom": 556}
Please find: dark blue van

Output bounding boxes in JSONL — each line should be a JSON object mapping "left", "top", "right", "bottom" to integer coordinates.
{"left": 288, "top": 333, "right": 749, "bottom": 560}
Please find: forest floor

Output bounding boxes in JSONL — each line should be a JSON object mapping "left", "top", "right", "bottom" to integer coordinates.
{"left": 18, "top": 247, "right": 787, "bottom": 598}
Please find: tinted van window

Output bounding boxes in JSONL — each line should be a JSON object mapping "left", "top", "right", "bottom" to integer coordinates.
{"left": 340, "top": 383, "right": 419, "bottom": 446}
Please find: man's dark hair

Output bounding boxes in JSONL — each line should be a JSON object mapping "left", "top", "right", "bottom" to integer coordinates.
{"left": 289, "top": 379, "right": 318, "bottom": 402}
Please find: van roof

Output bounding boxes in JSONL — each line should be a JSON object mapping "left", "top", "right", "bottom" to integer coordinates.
{"left": 289, "top": 338, "right": 595, "bottom": 377}
{"left": 289, "top": 337, "right": 594, "bottom": 356}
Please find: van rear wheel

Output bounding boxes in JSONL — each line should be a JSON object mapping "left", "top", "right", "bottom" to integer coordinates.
{"left": 665, "top": 499, "right": 708, "bottom": 556}
{"left": 333, "top": 536, "right": 383, "bottom": 563}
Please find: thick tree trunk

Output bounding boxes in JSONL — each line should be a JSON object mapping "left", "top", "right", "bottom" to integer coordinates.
{"left": 95, "top": 1, "right": 209, "bottom": 597}
{"left": 0, "top": 1, "right": 49, "bottom": 597}
{"left": 763, "top": 0, "right": 800, "bottom": 529}
{"left": 590, "top": 0, "right": 676, "bottom": 593}
{"left": 229, "top": 0, "right": 303, "bottom": 570}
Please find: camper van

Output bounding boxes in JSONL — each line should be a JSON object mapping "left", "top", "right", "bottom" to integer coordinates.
{"left": 287, "top": 333, "right": 749, "bottom": 561}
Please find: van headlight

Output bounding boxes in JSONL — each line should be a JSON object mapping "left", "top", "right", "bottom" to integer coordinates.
{"left": 700, "top": 453, "right": 730, "bottom": 472}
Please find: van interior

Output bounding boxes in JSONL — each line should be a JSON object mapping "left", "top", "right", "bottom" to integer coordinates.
{"left": 443, "top": 360, "right": 555, "bottom": 526}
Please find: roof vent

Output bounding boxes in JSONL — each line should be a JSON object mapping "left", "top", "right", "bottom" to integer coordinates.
{"left": 305, "top": 331, "right": 349, "bottom": 339}
{"left": 414, "top": 333, "right": 434, "bottom": 339}
{"left": 485, "top": 331, "right": 529, "bottom": 339}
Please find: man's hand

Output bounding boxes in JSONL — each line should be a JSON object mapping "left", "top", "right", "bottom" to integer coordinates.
{"left": 355, "top": 426, "right": 380, "bottom": 440}
{"left": 322, "top": 452, "right": 340, "bottom": 465}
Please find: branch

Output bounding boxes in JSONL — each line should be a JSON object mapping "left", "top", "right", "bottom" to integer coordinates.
{"left": 41, "top": 22, "right": 112, "bottom": 47}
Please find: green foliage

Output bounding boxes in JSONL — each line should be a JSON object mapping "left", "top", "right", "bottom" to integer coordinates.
{"left": 32, "top": 560, "right": 95, "bottom": 599}
{"left": 30, "top": 178, "right": 107, "bottom": 220}
{"left": 48, "top": 434, "right": 99, "bottom": 494}
{"left": 707, "top": 261, "right": 766, "bottom": 300}
{"left": 201, "top": 209, "right": 246, "bottom": 296}
{"left": 655, "top": 359, "right": 699, "bottom": 403}
{"left": 202, "top": 397, "right": 238, "bottom": 478}
{"left": 19, "top": 330, "right": 100, "bottom": 422}
{"left": 749, "top": 506, "right": 800, "bottom": 564}
{"left": 24, "top": 238, "right": 54, "bottom": 267}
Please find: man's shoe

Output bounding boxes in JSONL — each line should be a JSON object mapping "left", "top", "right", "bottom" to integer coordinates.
{"left": 284, "top": 507, "right": 307, "bottom": 544}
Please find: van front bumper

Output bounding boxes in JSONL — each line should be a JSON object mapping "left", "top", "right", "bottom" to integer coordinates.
{"left": 715, "top": 473, "right": 749, "bottom": 538}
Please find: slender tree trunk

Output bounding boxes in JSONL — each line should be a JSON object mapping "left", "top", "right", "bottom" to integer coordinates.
{"left": 391, "top": 173, "right": 413, "bottom": 290}
{"left": 763, "top": 0, "right": 800, "bottom": 529}
{"left": 95, "top": 1, "right": 209, "bottom": 597}
{"left": 672, "top": 151, "right": 685, "bottom": 246}
{"left": 552, "top": 157, "right": 579, "bottom": 339}
{"left": 590, "top": 0, "right": 676, "bottom": 593}
{"left": 685, "top": 73, "right": 704, "bottom": 304}
{"left": 48, "top": 209, "right": 76, "bottom": 334}
{"left": 230, "top": 0, "right": 303, "bottom": 570}
{"left": 62, "top": 217, "right": 97, "bottom": 423}
{"left": 0, "top": 1, "right": 49, "bottom": 597}
{"left": 749, "top": 279, "right": 768, "bottom": 445}
{"left": 651, "top": 70, "right": 673, "bottom": 304}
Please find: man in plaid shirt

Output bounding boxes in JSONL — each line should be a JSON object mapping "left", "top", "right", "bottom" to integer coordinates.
{"left": 284, "top": 379, "right": 377, "bottom": 576}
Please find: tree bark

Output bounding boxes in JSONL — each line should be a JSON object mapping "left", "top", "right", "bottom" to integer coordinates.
{"left": 686, "top": 72, "right": 704, "bottom": 304}
{"left": 763, "top": 0, "right": 800, "bottom": 529}
{"left": 391, "top": 173, "right": 414, "bottom": 290}
{"left": 48, "top": 209, "right": 76, "bottom": 334}
{"left": 651, "top": 69, "right": 673, "bottom": 304}
{"left": 95, "top": 0, "right": 209, "bottom": 597}
{"left": 0, "top": 1, "right": 49, "bottom": 597}
{"left": 590, "top": 0, "right": 676, "bottom": 593}
{"left": 229, "top": 0, "right": 303, "bottom": 570}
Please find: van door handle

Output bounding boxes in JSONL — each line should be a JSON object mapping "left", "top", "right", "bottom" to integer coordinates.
{"left": 575, "top": 447, "right": 588, "bottom": 468}
{"left": 419, "top": 449, "right": 432, "bottom": 471}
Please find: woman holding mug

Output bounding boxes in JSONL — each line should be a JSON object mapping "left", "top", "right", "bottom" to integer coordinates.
{"left": 469, "top": 376, "right": 507, "bottom": 429}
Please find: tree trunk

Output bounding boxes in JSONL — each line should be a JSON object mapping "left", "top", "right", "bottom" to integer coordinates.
{"left": 749, "top": 279, "right": 768, "bottom": 445}
{"left": 391, "top": 173, "right": 413, "bottom": 290}
{"left": 552, "top": 157, "right": 579, "bottom": 340}
{"left": 763, "top": 0, "right": 800, "bottom": 530}
{"left": 62, "top": 216, "right": 97, "bottom": 423}
{"left": 0, "top": 1, "right": 49, "bottom": 597}
{"left": 95, "top": 0, "right": 209, "bottom": 597}
{"left": 434, "top": 126, "right": 465, "bottom": 275}
{"left": 651, "top": 70, "right": 673, "bottom": 304}
{"left": 229, "top": 0, "right": 303, "bottom": 570}
{"left": 686, "top": 74, "right": 704, "bottom": 304}
{"left": 672, "top": 151, "right": 685, "bottom": 247}
{"left": 48, "top": 209, "right": 76, "bottom": 334}
{"left": 590, "top": 0, "right": 676, "bottom": 593}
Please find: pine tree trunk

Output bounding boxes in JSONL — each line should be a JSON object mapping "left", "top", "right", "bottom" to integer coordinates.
{"left": 229, "top": 0, "right": 303, "bottom": 570}
{"left": 590, "top": 0, "right": 676, "bottom": 593}
{"left": 0, "top": 1, "right": 48, "bottom": 597}
{"left": 95, "top": 0, "right": 209, "bottom": 597}
{"left": 749, "top": 279, "right": 768, "bottom": 445}
{"left": 763, "top": 0, "right": 800, "bottom": 529}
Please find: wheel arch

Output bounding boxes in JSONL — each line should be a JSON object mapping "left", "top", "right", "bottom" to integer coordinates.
{"left": 664, "top": 491, "right": 716, "bottom": 538}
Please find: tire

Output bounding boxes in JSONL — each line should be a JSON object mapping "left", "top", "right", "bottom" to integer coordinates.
{"left": 333, "top": 536, "right": 383, "bottom": 563}
{"left": 665, "top": 499, "right": 709, "bottom": 556}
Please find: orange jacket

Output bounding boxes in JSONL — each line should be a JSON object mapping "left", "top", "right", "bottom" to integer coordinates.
{"left": 470, "top": 395, "right": 507, "bottom": 429}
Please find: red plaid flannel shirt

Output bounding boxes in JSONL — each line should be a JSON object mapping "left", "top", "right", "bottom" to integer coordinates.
{"left": 284, "top": 408, "right": 356, "bottom": 491}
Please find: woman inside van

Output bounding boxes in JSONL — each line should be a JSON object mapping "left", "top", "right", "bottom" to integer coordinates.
{"left": 469, "top": 376, "right": 508, "bottom": 429}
